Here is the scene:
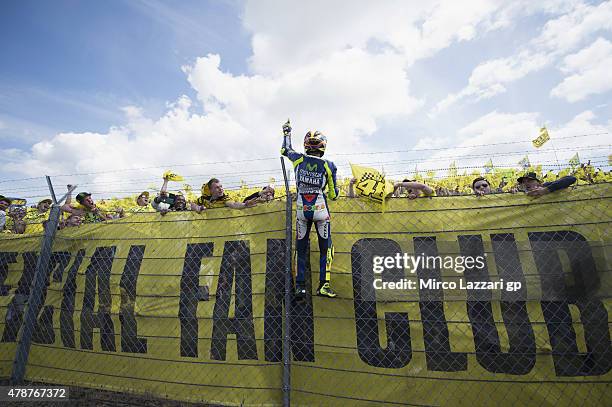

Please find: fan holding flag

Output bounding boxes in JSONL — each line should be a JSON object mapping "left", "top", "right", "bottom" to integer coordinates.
{"left": 162, "top": 170, "right": 185, "bottom": 182}
{"left": 348, "top": 164, "right": 433, "bottom": 203}
{"left": 151, "top": 170, "right": 188, "bottom": 214}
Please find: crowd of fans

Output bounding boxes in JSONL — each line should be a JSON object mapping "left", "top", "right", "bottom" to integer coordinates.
{"left": 0, "top": 161, "right": 608, "bottom": 235}
{"left": 0, "top": 174, "right": 277, "bottom": 234}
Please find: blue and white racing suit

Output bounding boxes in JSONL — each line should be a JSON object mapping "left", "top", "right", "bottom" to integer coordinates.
{"left": 281, "top": 136, "right": 338, "bottom": 285}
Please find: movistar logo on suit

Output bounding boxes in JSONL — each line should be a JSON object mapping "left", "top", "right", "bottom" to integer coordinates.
{"left": 306, "top": 162, "right": 318, "bottom": 171}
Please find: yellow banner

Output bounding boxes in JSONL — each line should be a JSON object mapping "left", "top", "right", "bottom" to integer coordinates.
{"left": 0, "top": 184, "right": 610, "bottom": 406}
{"left": 350, "top": 163, "right": 395, "bottom": 207}
{"left": 532, "top": 127, "right": 550, "bottom": 148}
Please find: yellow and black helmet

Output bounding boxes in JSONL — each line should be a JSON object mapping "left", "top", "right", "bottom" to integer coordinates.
{"left": 303, "top": 130, "right": 327, "bottom": 155}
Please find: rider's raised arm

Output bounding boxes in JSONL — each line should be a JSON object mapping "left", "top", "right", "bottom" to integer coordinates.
{"left": 280, "top": 119, "right": 302, "bottom": 162}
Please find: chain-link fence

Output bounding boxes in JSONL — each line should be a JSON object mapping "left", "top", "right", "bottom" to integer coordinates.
{"left": 289, "top": 182, "right": 611, "bottom": 406}
{"left": 0, "top": 175, "right": 610, "bottom": 405}
{"left": 1, "top": 173, "right": 289, "bottom": 405}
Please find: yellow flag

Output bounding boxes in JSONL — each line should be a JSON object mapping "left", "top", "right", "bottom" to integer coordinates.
{"left": 518, "top": 155, "right": 530, "bottom": 169}
{"left": 350, "top": 164, "right": 395, "bottom": 207}
{"left": 448, "top": 161, "right": 457, "bottom": 177}
{"left": 484, "top": 159, "right": 493, "bottom": 173}
{"left": 163, "top": 170, "right": 185, "bottom": 181}
{"left": 532, "top": 126, "right": 550, "bottom": 148}
{"left": 569, "top": 153, "right": 580, "bottom": 167}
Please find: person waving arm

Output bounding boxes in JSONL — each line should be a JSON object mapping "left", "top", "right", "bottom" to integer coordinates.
{"left": 280, "top": 119, "right": 303, "bottom": 163}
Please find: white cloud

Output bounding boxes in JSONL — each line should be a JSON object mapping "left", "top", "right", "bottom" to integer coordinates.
{"left": 243, "top": 0, "right": 552, "bottom": 74}
{"left": 416, "top": 110, "right": 612, "bottom": 173}
{"left": 432, "top": 0, "right": 612, "bottom": 115}
{"left": 412, "top": 136, "right": 453, "bottom": 150}
{"left": 4, "top": 96, "right": 255, "bottom": 191}
{"left": 430, "top": 50, "right": 550, "bottom": 116}
{"left": 467, "top": 51, "right": 550, "bottom": 89}
{"left": 551, "top": 37, "right": 612, "bottom": 102}
{"left": 534, "top": 1, "right": 612, "bottom": 55}
{"left": 184, "top": 50, "right": 422, "bottom": 145}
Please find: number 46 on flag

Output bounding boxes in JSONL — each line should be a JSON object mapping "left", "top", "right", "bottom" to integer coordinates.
{"left": 350, "top": 163, "right": 395, "bottom": 210}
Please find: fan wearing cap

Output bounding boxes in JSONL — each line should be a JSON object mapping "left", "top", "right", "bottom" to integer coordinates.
{"left": 151, "top": 174, "right": 191, "bottom": 215}
{"left": 24, "top": 198, "right": 53, "bottom": 224}
{"left": 61, "top": 190, "right": 113, "bottom": 223}
{"left": 517, "top": 172, "right": 576, "bottom": 197}
{"left": 36, "top": 198, "right": 52, "bottom": 213}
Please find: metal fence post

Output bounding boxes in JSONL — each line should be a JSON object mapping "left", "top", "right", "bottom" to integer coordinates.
{"left": 281, "top": 158, "right": 292, "bottom": 407}
{"left": 11, "top": 176, "right": 62, "bottom": 383}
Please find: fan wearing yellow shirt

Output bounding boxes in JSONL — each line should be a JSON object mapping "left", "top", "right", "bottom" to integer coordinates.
{"left": 126, "top": 191, "right": 151, "bottom": 215}
{"left": 191, "top": 178, "right": 258, "bottom": 212}
{"left": 23, "top": 198, "right": 52, "bottom": 228}
{"left": 61, "top": 191, "right": 115, "bottom": 223}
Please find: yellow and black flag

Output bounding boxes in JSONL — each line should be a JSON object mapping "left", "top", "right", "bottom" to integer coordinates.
{"left": 350, "top": 163, "right": 395, "bottom": 209}
{"left": 569, "top": 153, "right": 580, "bottom": 167}
{"left": 532, "top": 126, "right": 550, "bottom": 148}
{"left": 163, "top": 170, "right": 185, "bottom": 181}
{"left": 448, "top": 161, "right": 458, "bottom": 178}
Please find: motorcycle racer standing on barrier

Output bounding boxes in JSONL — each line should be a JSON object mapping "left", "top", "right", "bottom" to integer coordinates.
{"left": 281, "top": 119, "right": 338, "bottom": 298}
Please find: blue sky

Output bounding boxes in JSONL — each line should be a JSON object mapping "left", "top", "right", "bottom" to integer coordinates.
{"left": 1, "top": 0, "right": 611, "bottom": 200}
{"left": 0, "top": 0, "right": 249, "bottom": 143}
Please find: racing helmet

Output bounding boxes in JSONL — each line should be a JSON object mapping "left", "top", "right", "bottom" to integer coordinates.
{"left": 303, "top": 130, "right": 327, "bottom": 155}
